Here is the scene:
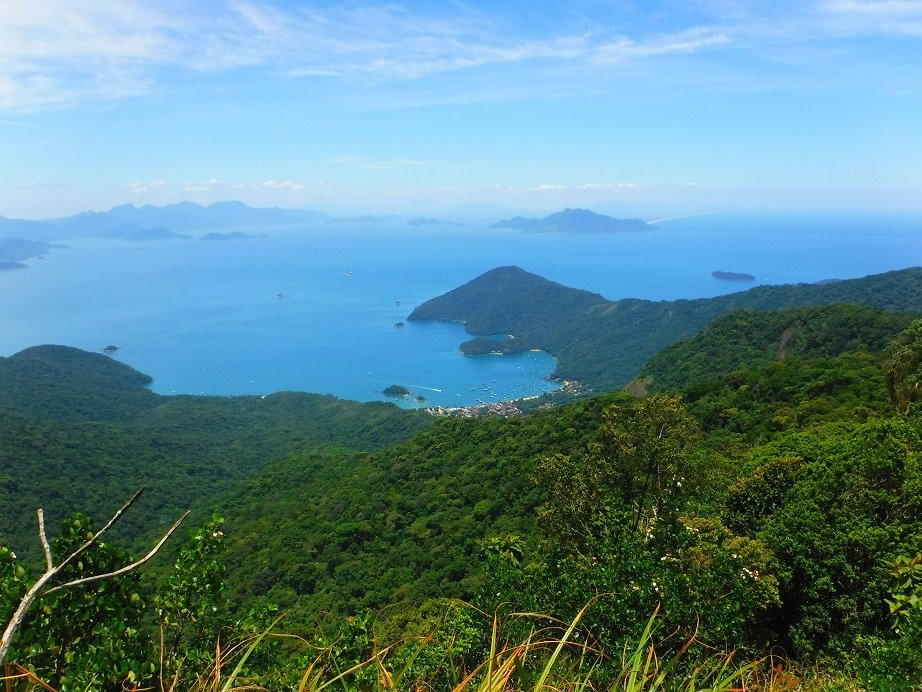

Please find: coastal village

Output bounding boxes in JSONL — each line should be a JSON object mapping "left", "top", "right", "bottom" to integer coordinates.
{"left": 423, "top": 379, "right": 587, "bottom": 417}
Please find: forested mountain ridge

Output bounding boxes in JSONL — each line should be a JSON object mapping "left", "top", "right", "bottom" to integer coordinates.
{"left": 206, "top": 304, "right": 922, "bottom": 687}
{"left": 638, "top": 303, "right": 918, "bottom": 394}
{"left": 409, "top": 265, "right": 922, "bottom": 391}
{"left": 0, "top": 346, "right": 429, "bottom": 559}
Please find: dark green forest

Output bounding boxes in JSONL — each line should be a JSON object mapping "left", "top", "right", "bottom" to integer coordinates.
{"left": 2, "top": 275, "right": 922, "bottom": 688}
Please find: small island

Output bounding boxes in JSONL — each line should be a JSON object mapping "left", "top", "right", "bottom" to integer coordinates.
{"left": 394, "top": 322, "right": 405, "bottom": 328}
{"left": 200, "top": 231, "right": 257, "bottom": 241}
{"left": 712, "top": 271, "right": 756, "bottom": 281}
{"left": 102, "top": 345, "right": 120, "bottom": 353}
{"left": 0, "top": 260, "right": 27, "bottom": 271}
{"left": 407, "top": 217, "right": 464, "bottom": 227}
{"left": 382, "top": 384, "right": 411, "bottom": 397}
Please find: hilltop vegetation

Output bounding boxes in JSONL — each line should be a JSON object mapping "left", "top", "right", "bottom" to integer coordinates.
{"left": 0, "top": 346, "right": 429, "bottom": 559}
{"left": 639, "top": 303, "right": 918, "bottom": 393}
{"left": 410, "top": 265, "right": 922, "bottom": 391}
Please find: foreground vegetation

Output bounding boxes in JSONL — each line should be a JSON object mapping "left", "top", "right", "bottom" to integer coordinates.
{"left": 2, "top": 302, "right": 922, "bottom": 688}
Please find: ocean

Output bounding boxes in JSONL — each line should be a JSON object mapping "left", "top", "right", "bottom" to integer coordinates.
{"left": 1, "top": 212, "right": 920, "bottom": 408}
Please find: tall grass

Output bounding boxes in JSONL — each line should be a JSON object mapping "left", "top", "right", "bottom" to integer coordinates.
{"left": 2, "top": 604, "right": 810, "bottom": 691}
{"left": 174, "top": 604, "right": 767, "bottom": 691}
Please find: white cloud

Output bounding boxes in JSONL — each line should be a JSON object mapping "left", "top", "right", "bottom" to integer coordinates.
{"left": 0, "top": 1, "right": 740, "bottom": 111}
{"left": 176, "top": 177, "right": 313, "bottom": 195}
{"left": 819, "top": 0, "right": 922, "bottom": 35}
{"left": 260, "top": 179, "right": 306, "bottom": 190}
{"left": 537, "top": 182, "right": 642, "bottom": 191}
{"left": 124, "top": 179, "right": 170, "bottom": 194}
{"left": 183, "top": 178, "right": 223, "bottom": 194}
{"left": 592, "top": 27, "right": 731, "bottom": 64}
{"left": 2, "top": 1, "right": 918, "bottom": 112}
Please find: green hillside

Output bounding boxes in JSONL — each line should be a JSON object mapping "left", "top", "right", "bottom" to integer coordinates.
{"left": 639, "top": 303, "right": 917, "bottom": 393}
{"left": 2, "top": 302, "right": 922, "bottom": 688}
{"left": 409, "top": 266, "right": 922, "bottom": 391}
{"left": 0, "top": 346, "right": 429, "bottom": 558}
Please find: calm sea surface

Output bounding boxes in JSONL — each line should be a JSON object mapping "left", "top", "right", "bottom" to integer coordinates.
{"left": 1, "top": 212, "right": 920, "bottom": 408}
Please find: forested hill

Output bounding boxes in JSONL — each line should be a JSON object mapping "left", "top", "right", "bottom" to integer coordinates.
{"left": 0, "top": 346, "right": 430, "bottom": 558}
{"left": 638, "top": 304, "right": 918, "bottom": 393}
{"left": 408, "top": 265, "right": 922, "bottom": 391}
{"left": 0, "top": 345, "right": 157, "bottom": 423}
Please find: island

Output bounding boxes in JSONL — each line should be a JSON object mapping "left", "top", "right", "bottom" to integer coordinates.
{"left": 490, "top": 208, "right": 655, "bottom": 234}
{"left": 407, "top": 218, "right": 464, "bottom": 227}
{"left": 394, "top": 322, "right": 405, "bottom": 328}
{"left": 712, "top": 271, "right": 756, "bottom": 281}
{"left": 382, "top": 384, "right": 411, "bottom": 397}
{"left": 102, "top": 345, "right": 120, "bottom": 353}
{"left": 200, "top": 231, "right": 258, "bottom": 241}
{"left": 0, "top": 260, "right": 26, "bottom": 271}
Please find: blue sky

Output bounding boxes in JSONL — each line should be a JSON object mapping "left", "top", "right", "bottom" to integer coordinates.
{"left": 1, "top": 0, "right": 921, "bottom": 218}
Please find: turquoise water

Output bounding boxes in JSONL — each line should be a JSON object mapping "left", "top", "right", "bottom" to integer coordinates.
{"left": 0, "top": 212, "right": 919, "bottom": 408}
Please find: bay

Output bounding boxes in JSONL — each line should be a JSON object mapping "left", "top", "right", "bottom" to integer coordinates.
{"left": 0, "top": 211, "right": 919, "bottom": 408}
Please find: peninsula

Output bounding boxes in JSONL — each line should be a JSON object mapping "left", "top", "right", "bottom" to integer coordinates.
{"left": 408, "top": 265, "right": 922, "bottom": 392}
{"left": 0, "top": 237, "right": 60, "bottom": 262}
{"left": 490, "top": 208, "right": 655, "bottom": 233}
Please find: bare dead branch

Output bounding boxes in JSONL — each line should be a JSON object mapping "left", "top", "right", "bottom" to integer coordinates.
{"left": 36, "top": 510, "right": 52, "bottom": 572}
{"left": 46, "top": 511, "right": 189, "bottom": 595}
{"left": 55, "top": 487, "right": 146, "bottom": 572}
{"left": 0, "top": 488, "right": 186, "bottom": 667}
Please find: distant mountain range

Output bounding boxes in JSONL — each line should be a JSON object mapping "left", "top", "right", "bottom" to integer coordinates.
{"left": 0, "top": 201, "right": 331, "bottom": 242}
{"left": 490, "top": 208, "right": 655, "bottom": 233}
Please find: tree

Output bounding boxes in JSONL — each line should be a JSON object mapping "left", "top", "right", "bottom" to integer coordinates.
{"left": 884, "top": 319, "right": 922, "bottom": 412}
{"left": 0, "top": 488, "right": 186, "bottom": 673}
{"left": 535, "top": 395, "right": 699, "bottom": 548}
